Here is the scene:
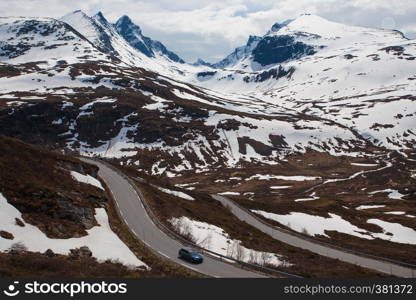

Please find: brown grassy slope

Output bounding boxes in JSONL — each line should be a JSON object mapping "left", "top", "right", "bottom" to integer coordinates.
{"left": 0, "top": 135, "right": 106, "bottom": 238}
{"left": 0, "top": 251, "right": 142, "bottom": 278}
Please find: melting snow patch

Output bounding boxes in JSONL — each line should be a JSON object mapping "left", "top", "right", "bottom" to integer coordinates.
{"left": 218, "top": 192, "right": 240, "bottom": 196}
{"left": 369, "top": 189, "right": 404, "bottom": 200}
{"left": 156, "top": 187, "right": 195, "bottom": 201}
{"left": 252, "top": 210, "right": 372, "bottom": 239}
{"left": 350, "top": 163, "right": 378, "bottom": 167}
{"left": 356, "top": 204, "right": 386, "bottom": 210}
{"left": 79, "top": 97, "right": 117, "bottom": 111}
{"left": 270, "top": 186, "right": 292, "bottom": 189}
{"left": 169, "top": 216, "right": 289, "bottom": 267}
{"left": 6, "top": 101, "right": 25, "bottom": 106}
{"left": 70, "top": 171, "right": 104, "bottom": 190}
{"left": 367, "top": 219, "right": 416, "bottom": 244}
{"left": 52, "top": 118, "right": 63, "bottom": 125}
{"left": 253, "top": 210, "right": 416, "bottom": 244}
{"left": 0, "top": 193, "right": 147, "bottom": 268}
{"left": 246, "top": 174, "right": 320, "bottom": 181}
{"left": 295, "top": 192, "right": 319, "bottom": 202}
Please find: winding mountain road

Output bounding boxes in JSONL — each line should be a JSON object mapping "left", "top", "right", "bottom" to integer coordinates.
{"left": 212, "top": 195, "right": 416, "bottom": 278}
{"left": 81, "top": 158, "right": 265, "bottom": 278}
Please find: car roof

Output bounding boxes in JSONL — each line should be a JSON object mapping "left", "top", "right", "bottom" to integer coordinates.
{"left": 181, "top": 247, "right": 200, "bottom": 253}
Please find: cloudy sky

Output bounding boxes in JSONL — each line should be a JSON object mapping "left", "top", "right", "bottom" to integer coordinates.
{"left": 2, "top": 0, "right": 416, "bottom": 62}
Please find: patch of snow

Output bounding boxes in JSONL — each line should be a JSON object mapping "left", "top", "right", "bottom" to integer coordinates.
{"left": 252, "top": 210, "right": 372, "bottom": 239}
{"left": 356, "top": 204, "right": 386, "bottom": 210}
{"left": 367, "top": 219, "right": 416, "bottom": 244}
{"left": 369, "top": 189, "right": 404, "bottom": 200}
{"left": 79, "top": 97, "right": 117, "bottom": 110}
{"left": 253, "top": 209, "right": 416, "bottom": 244}
{"left": 70, "top": 171, "right": 104, "bottom": 190}
{"left": 6, "top": 101, "right": 25, "bottom": 106}
{"left": 218, "top": 192, "right": 240, "bottom": 196}
{"left": 215, "top": 179, "right": 226, "bottom": 183}
{"left": 246, "top": 174, "right": 320, "bottom": 181}
{"left": 156, "top": 187, "right": 194, "bottom": 201}
{"left": 270, "top": 186, "right": 292, "bottom": 189}
{"left": 295, "top": 192, "right": 319, "bottom": 202}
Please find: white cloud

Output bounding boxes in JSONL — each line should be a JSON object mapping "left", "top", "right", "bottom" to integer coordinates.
{"left": 1, "top": 0, "right": 415, "bottom": 62}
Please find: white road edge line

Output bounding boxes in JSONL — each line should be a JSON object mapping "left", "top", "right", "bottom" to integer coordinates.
{"left": 157, "top": 251, "right": 170, "bottom": 259}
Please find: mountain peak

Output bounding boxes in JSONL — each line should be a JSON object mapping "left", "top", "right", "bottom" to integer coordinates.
{"left": 115, "top": 15, "right": 142, "bottom": 34}
{"left": 61, "top": 9, "right": 89, "bottom": 20}
{"left": 267, "top": 14, "right": 350, "bottom": 38}
{"left": 246, "top": 35, "right": 261, "bottom": 46}
{"left": 269, "top": 19, "right": 293, "bottom": 33}
{"left": 118, "top": 15, "right": 133, "bottom": 24}
{"left": 94, "top": 11, "right": 109, "bottom": 25}
{"left": 114, "top": 15, "right": 184, "bottom": 63}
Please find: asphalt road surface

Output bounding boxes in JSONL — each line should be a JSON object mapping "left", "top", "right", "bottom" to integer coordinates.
{"left": 212, "top": 194, "right": 416, "bottom": 278}
{"left": 81, "top": 158, "right": 265, "bottom": 278}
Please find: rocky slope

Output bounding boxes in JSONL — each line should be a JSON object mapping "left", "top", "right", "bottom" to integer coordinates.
{"left": 0, "top": 135, "right": 106, "bottom": 238}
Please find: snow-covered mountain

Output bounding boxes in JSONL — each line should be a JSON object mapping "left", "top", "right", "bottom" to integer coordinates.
{"left": 0, "top": 16, "right": 109, "bottom": 64}
{"left": 193, "top": 14, "right": 416, "bottom": 151}
{"left": 115, "top": 15, "right": 184, "bottom": 64}
{"left": 59, "top": 10, "right": 192, "bottom": 77}
{"left": 210, "top": 35, "right": 263, "bottom": 69}
{"left": 206, "top": 14, "right": 408, "bottom": 71}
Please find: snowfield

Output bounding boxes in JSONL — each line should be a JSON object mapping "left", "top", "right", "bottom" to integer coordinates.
{"left": 252, "top": 210, "right": 416, "bottom": 245}
{"left": 252, "top": 210, "right": 372, "bottom": 239}
{"left": 0, "top": 193, "right": 148, "bottom": 268}
{"left": 70, "top": 171, "right": 104, "bottom": 190}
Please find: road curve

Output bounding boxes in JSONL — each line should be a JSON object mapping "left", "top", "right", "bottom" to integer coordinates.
{"left": 212, "top": 195, "right": 416, "bottom": 278}
{"left": 81, "top": 158, "right": 265, "bottom": 278}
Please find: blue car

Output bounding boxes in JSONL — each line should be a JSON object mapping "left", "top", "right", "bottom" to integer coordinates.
{"left": 178, "top": 247, "right": 204, "bottom": 264}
